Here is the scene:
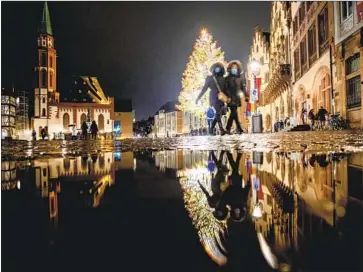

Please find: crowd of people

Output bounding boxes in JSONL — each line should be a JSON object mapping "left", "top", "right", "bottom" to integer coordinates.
{"left": 196, "top": 61, "right": 249, "bottom": 135}
{"left": 31, "top": 120, "right": 100, "bottom": 141}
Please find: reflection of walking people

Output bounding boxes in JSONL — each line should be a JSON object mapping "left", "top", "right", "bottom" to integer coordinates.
{"left": 198, "top": 151, "right": 228, "bottom": 209}
{"left": 224, "top": 61, "right": 249, "bottom": 134}
{"left": 90, "top": 121, "right": 98, "bottom": 140}
{"left": 196, "top": 62, "right": 228, "bottom": 135}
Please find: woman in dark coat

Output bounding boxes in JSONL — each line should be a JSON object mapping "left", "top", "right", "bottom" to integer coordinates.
{"left": 224, "top": 60, "right": 249, "bottom": 134}
{"left": 90, "top": 121, "right": 98, "bottom": 140}
{"left": 196, "top": 62, "right": 227, "bottom": 135}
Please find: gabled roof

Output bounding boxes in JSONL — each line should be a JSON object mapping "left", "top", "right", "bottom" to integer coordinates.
{"left": 155, "top": 100, "right": 179, "bottom": 115}
{"left": 39, "top": 2, "right": 53, "bottom": 36}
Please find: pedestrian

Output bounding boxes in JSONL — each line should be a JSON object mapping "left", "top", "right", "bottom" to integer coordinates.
{"left": 41, "top": 128, "right": 47, "bottom": 140}
{"left": 90, "top": 120, "right": 98, "bottom": 139}
{"left": 81, "top": 121, "right": 88, "bottom": 140}
{"left": 308, "top": 108, "right": 315, "bottom": 130}
{"left": 317, "top": 106, "right": 328, "bottom": 129}
{"left": 224, "top": 60, "right": 249, "bottom": 135}
{"left": 71, "top": 126, "right": 77, "bottom": 140}
{"left": 196, "top": 62, "right": 228, "bottom": 135}
{"left": 32, "top": 129, "right": 37, "bottom": 141}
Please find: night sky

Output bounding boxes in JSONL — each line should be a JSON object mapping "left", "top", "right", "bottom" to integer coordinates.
{"left": 2, "top": 1, "right": 270, "bottom": 120}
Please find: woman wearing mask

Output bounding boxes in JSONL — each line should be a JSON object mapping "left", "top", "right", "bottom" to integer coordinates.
{"left": 196, "top": 62, "right": 228, "bottom": 135}
{"left": 224, "top": 60, "right": 249, "bottom": 134}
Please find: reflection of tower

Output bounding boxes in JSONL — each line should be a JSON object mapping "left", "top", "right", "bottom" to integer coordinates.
{"left": 34, "top": 2, "right": 59, "bottom": 119}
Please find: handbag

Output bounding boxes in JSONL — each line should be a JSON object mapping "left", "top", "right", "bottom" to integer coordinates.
{"left": 213, "top": 76, "right": 230, "bottom": 103}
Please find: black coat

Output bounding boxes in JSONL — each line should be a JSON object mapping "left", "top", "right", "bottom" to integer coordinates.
{"left": 197, "top": 62, "right": 227, "bottom": 107}
{"left": 224, "top": 60, "right": 249, "bottom": 107}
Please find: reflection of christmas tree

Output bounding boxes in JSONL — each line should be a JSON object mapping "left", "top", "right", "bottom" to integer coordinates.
{"left": 179, "top": 164, "right": 228, "bottom": 265}
{"left": 177, "top": 29, "right": 226, "bottom": 117}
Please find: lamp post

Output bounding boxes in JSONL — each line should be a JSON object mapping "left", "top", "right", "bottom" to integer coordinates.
{"left": 250, "top": 59, "right": 262, "bottom": 115}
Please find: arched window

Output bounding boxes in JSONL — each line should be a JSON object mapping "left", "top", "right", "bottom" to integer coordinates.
{"left": 42, "top": 168, "right": 47, "bottom": 177}
{"left": 42, "top": 97, "right": 46, "bottom": 103}
{"left": 42, "top": 108, "right": 46, "bottom": 117}
{"left": 41, "top": 70, "right": 47, "bottom": 88}
{"left": 80, "top": 113, "right": 87, "bottom": 125}
{"left": 63, "top": 113, "right": 70, "bottom": 129}
{"left": 50, "top": 73, "right": 53, "bottom": 87}
{"left": 50, "top": 56, "right": 53, "bottom": 68}
{"left": 98, "top": 114, "right": 104, "bottom": 131}
{"left": 63, "top": 158, "right": 70, "bottom": 170}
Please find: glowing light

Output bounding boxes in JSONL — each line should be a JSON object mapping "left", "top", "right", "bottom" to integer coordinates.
{"left": 17, "top": 181, "right": 21, "bottom": 190}
{"left": 257, "top": 233, "right": 278, "bottom": 269}
{"left": 252, "top": 202, "right": 263, "bottom": 219}
{"left": 250, "top": 59, "right": 261, "bottom": 74}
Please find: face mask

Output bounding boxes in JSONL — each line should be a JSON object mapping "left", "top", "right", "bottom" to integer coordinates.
{"left": 231, "top": 68, "right": 238, "bottom": 75}
{"left": 214, "top": 67, "right": 221, "bottom": 73}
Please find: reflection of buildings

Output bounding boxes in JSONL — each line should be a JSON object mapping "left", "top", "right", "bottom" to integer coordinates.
{"left": 34, "top": 152, "right": 115, "bottom": 208}
{"left": 1, "top": 160, "right": 20, "bottom": 191}
{"left": 253, "top": 151, "right": 363, "bottom": 269}
{"left": 1, "top": 88, "right": 17, "bottom": 139}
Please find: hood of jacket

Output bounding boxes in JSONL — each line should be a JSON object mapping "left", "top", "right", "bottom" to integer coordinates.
{"left": 210, "top": 62, "right": 226, "bottom": 76}
{"left": 227, "top": 60, "right": 243, "bottom": 74}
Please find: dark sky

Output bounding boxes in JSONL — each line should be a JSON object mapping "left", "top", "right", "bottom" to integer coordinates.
{"left": 2, "top": 1, "right": 270, "bottom": 120}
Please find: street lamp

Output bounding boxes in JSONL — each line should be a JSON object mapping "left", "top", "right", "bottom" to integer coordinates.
{"left": 252, "top": 201, "right": 263, "bottom": 219}
{"left": 250, "top": 59, "right": 262, "bottom": 115}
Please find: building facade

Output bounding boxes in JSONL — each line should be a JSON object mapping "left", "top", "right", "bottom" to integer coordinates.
{"left": 255, "top": 2, "right": 293, "bottom": 132}
{"left": 31, "top": 2, "right": 118, "bottom": 139}
{"left": 246, "top": 25, "right": 271, "bottom": 132}
{"left": 1, "top": 88, "right": 16, "bottom": 139}
{"left": 291, "top": 1, "right": 335, "bottom": 125}
{"left": 154, "top": 101, "right": 183, "bottom": 137}
{"left": 333, "top": 1, "right": 363, "bottom": 128}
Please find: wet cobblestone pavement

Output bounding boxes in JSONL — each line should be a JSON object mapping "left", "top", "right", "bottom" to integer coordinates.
{"left": 2, "top": 130, "right": 363, "bottom": 160}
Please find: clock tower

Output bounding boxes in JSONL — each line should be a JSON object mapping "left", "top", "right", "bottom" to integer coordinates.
{"left": 34, "top": 1, "right": 59, "bottom": 118}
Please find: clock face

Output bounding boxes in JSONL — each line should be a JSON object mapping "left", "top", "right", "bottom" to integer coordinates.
{"left": 48, "top": 38, "right": 53, "bottom": 48}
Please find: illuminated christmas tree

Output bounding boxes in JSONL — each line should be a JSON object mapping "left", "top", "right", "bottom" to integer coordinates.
{"left": 177, "top": 29, "right": 226, "bottom": 116}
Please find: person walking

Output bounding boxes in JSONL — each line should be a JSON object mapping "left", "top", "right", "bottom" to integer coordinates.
{"left": 224, "top": 60, "right": 249, "bottom": 134}
{"left": 81, "top": 121, "right": 88, "bottom": 140}
{"left": 90, "top": 120, "right": 98, "bottom": 139}
{"left": 41, "top": 128, "right": 47, "bottom": 140}
{"left": 308, "top": 108, "right": 315, "bottom": 130}
{"left": 196, "top": 62, "right": 228, "bottom": 135}
{"left": 317, "top": 106, "right": 328, "bottom": 130}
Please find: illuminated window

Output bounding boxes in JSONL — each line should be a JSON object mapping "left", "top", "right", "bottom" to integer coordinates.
{"left": 340, "top": 1, "right": 353, "bottom": 22}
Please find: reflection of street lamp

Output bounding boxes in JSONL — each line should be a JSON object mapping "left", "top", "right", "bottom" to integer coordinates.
{"left": 252, "top": 202, "right": 263, "bottom": 219}
{"left": 250, "top": 59, "right": 261, "bottom": 115}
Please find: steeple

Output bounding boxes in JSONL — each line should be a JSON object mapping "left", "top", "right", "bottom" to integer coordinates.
{"left": 39, "top": 1, "right": 53, "bottom": 36}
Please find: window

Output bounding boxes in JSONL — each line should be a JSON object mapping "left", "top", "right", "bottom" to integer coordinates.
{"left": 80, "top": 113, "right": 87, "bottom": 124}
{"left": 50, "top": 73, "right": 53, "bottom": 87}
{"left": 299, "top": 4, "right": 305, "bottom": 25}
{"left": 318, "top": 6, "right": 329, "bottom": 54}
{"left": 42, "top": 108, "right": 46, "bottom": 117}
{"left": 293, "top": 18, "right": 298, "bottom": 36}
{"left": 294, "top": 48, "right": 301, "bottom": 79}
{"left": 306, "top": 1, "right": 312, "bottom": 11}
{"left": 41, "top": 70, "right": 47, "bottom": 88}
{"left": 346, "top": 76, "right": 361, "bottom": 109}
{"left": 308, "top": 23, "right": 317, "bottom": 65}
{"left": 340, "top": 1, "right": 353, "bottom": 22}
{"left": 42, "top": 97, "right": 46, "bottom": 103}
{"left": 63, "top": 113, "right": 70, "bottom": 129}
{"left": 346, "top": 53, "right": 360, "bottom": 75}
{"left": 41, "top": 52, "right": 47, "bottom": 67}
{"left": 98, "top": 114, "right": 104, "bottom": 131}
{"left": 346, "top": 54, "right": 361, "bottom": 109}
{"left": 50, "top": 56, "right": 53, "bottom": 67}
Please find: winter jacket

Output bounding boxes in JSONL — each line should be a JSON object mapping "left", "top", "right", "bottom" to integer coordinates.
{"left": 224, "top": 60, "right": 249, "bottom": 107}
{"left": 196, "top": 62, "right": 227, "bottom": 106}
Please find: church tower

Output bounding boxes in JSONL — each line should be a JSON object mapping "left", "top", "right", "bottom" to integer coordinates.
{"left": 34, "top": 2, "right": 59, "bottom": 118}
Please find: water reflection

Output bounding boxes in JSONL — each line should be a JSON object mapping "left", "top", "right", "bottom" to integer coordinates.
{"left": 2, "top": 150, "right": 363, "bottom": 271}
{"left": 154, "top": 150, "right": 363, "bottom": 271}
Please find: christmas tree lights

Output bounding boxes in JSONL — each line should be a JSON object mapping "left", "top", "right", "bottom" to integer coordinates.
{"left": 177, "top": 28, "right": 226, "bottom": 117}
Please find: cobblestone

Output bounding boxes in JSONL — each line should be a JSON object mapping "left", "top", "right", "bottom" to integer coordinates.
{"left": 2, "top": 130, "right": 363, "bottom": 160}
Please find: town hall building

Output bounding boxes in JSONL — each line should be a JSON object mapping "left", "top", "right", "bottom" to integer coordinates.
{"left": 32, "top": 2, "right": 117, "bottom": 139}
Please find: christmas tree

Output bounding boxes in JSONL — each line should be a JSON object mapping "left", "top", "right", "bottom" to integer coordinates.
{"left": 177, "top": 29, "right": 226, "bottom": 116}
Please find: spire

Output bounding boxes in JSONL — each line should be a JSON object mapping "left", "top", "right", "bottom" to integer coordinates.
{"left": 39, "top": 1, "right": 53, "bottom": 35}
